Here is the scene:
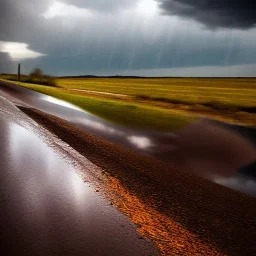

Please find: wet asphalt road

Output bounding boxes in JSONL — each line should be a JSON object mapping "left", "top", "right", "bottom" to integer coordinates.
{"left": 0, "top": 81, "right": 255, "bottom": 195}
{"left": 0, "top": 95, "right": 159, "bottom": 256}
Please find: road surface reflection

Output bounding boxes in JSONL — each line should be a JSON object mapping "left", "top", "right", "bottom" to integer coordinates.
{"left": 0, "top": 109, "right": 158, "bottom": 255}
{"left": 0, "top": 81, "right": 255, "bottom": 196}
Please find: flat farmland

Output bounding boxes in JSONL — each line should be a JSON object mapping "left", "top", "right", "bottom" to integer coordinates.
{"left": 1, "top": 77, "right": 255, "bottom": 130}
{"left": 58, "top": 78, "right": 256, "bottom": 109}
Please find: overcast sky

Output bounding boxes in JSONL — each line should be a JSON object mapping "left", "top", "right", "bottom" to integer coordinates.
{"left": 0, "top": 0, "right": 256, "bottom": 76}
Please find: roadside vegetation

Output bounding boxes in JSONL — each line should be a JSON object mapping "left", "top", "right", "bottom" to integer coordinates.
{"left": 1, "top": 68, "right": 57, "bottom": 87}
{"left": 0, "top": 76, "right": 255, "bottom": 129}
{"left": 0, "top": 79, "right": 193, "bottom": 131}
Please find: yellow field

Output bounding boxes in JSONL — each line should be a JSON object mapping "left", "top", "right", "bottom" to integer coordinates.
{"left": 58, "top": 78, "right": 256, "bottom": 108}
{"left": 1, "top": 76, "right": 255, "bottom": 130}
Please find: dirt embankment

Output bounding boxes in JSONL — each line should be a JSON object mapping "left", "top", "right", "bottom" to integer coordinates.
{"left": 20, "top": 106, "right": 256, "bottom": 256}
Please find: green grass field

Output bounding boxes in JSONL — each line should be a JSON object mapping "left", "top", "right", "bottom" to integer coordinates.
{"left": 1, "top": 76, "right": 255, "bottom": 130}
{"left": 0, "top": 78, "right": 193, "bottom": 131}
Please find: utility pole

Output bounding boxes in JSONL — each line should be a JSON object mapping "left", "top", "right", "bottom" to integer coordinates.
{"left": 18, "top": 63, "right": 21, "bottom": 81}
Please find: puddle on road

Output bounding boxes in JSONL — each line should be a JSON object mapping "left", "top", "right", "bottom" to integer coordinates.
{"left": 0, "top": 81, "right": 184, "bottom": 154}
{"left": 1, "top": 82, "right": 256, "bottom": 196}
{"left": 214, "top": 175, "right": 256, "bottom": 197}
{"left": 0, "top": 118, "right": 158, "bottom": 256}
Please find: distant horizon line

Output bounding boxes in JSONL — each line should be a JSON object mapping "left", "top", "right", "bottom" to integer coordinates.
{"left": 55, "top": 75, "right": 256, "bottom": 79}
{"left": 2, "top": 73, "right": 256, "bottom": 79}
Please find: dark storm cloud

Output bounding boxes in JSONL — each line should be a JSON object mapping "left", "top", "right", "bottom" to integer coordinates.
{"left": 0, "top": 0, "right": 256, "bottom": 77}
{"left": 20, "top": 35, "right": 256, "bottom": 76}
{"left": 0, "top": 0, "right": 52, "bottom": 43}
{"left": 157, "top": 0, "right": 256, "bottom": 29}
{"left": 0, "top": 52, "right": 15, "bottom": 73}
